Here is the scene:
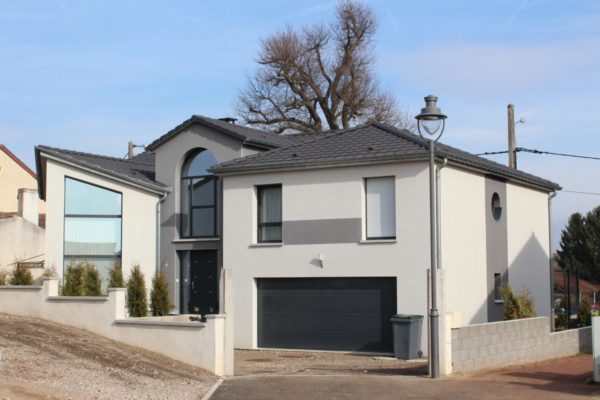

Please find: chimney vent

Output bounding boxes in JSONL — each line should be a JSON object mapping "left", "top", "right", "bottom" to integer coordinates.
{"left": 17, "top": 188, "right": 39, "bottom": 226}
{"left": 218, "top": 117, "right": 237, "bottom": 124}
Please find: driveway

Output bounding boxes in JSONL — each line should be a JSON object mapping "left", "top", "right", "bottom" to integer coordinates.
{"left": 210, "top": 352, "right": 599, "bottom": 400}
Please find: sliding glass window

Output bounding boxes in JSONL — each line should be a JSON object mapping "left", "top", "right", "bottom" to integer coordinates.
{"left": 64, "top": 177, "right": 122, "bottom": 288}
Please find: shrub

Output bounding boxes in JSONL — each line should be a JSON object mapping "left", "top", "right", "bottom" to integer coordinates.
{"left": 500, "top": 285, "right": 536, "bottom": 320}
{"left": 62, "top": 263, "right": 85, "bottom": 296}
{"left": 83, "top": 264, "right": 102, "bottom": 296}
{"left": 10, "top": 264, "right": 34, "bottom": 285}
{"left": 0, "top": 269, "right": 8, "bottom": 285}
{"left": 151, "top": 270, "right": 173, "bottom": 316}
{"left": 579, "top": 299, "right": 592, "bottom": 327}
{"left": 41, "top": 265, "right": 58, "bottom": 278}
{"left": 108, "top": 264, "right": 124, "bottom": 288}
{"left": 127, "top": 265, "right": 148, "bottom": 317}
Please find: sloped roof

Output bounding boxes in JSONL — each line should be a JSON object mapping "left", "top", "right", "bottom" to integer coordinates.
{"left": 0, "top": 144, "right": 37, "bottom": 179}
{"left": 211, "top": 123, "right": 561, "bottom": 191}
{"left": 146, "top": 115, "right": 296, "bottom": 151}
{"left": 35, "top": 146, "right": 166, "bottom": 199}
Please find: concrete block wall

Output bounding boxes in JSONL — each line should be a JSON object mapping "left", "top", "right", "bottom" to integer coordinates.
{"left": 451, "top": 317, "right": 591, "bottom": 374}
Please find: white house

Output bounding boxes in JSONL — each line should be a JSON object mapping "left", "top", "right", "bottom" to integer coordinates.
{"left": 35, "top": 116, "right": 560, "bottom": 354}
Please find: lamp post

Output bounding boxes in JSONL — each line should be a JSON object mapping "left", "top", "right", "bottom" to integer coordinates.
{"left": 415, "top": 95, "right": 447, "bottom": 379}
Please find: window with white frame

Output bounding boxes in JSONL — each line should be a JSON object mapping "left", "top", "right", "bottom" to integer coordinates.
{"left": 365, "top": 176, "right": 396, "bottom": 240}
{"left": 257, "top": 184, "right": 282, "bottom": 243}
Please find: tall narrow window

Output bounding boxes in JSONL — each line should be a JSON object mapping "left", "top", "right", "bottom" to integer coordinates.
{"left": 494, "top": 273, "right": 503, "bottom": 302}
{"left": 64, "top": 178, "right": 122, "bottom": 289}
{"left": 257, "top": 185, "right": 282, "bottom": 243}
{"left": 365, "top": 176, "right": 396, "bottom": 239}
{"left": 181, "top": 149, "right": 218, "bottom": 238}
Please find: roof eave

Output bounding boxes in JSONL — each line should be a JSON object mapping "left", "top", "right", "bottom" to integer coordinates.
{"left": 37, "top": 148, "right": 169, "bottom": 195}
{"left": 213, "top": 152, "right": 560, "bottom": 192}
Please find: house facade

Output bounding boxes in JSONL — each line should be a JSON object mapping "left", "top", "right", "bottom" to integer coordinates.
{"left": 35, "top": 116, "right": 559, "bottom": 354}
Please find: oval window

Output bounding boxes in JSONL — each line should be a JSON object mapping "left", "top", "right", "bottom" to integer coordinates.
{"left": 491, "top": 192, "right": 502, "bottom": 221}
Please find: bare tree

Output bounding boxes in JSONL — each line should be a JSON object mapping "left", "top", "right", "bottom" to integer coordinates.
{"left": 237, "top": 1, "right": 411, "bottom": 133}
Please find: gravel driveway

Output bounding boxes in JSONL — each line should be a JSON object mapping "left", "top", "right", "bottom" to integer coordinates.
{"left": 0, "top": 314, "right": 217, "bottom": 400}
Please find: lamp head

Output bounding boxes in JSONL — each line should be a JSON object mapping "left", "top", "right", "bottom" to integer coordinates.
{"left": 415, "top": 95, "right": 447, "bottom": 140}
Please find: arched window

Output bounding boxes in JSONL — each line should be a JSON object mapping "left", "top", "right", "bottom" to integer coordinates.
{"left": 181, "top": 149, "right": 218, "bottom": 237}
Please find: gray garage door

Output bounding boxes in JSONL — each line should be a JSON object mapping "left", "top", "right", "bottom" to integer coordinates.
{"left": 257, "top": 277, "right": 397, "bottom": 352}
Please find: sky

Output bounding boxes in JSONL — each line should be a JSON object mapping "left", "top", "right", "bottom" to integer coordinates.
{"left": 1, "top": 0, "right": 599, "bottom": 251}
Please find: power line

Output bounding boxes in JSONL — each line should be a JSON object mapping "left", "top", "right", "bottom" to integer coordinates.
{"left": 476, "top": 147, "right": 600, "bottom": 161}
{"left": 517, "top": 148, "right": 600, "bottom": 161}
{"left": 561, "top": 190, "right": 600, "bottom": 197}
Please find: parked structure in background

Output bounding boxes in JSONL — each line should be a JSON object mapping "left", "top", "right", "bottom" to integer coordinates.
{"left": 34, "top": 110, "right": 560, "bottom": 359}
{"left": 0, "top": 145, "right": 46, "bottom": 275}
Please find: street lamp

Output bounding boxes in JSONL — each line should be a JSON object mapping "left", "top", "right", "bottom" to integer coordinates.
{"left": 415, "top": 95, "right": 447, "bottom": 379}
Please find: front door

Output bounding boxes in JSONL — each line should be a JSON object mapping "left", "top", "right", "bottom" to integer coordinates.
{"left": 180, "top": 250, "right": 219, "bottom": 315}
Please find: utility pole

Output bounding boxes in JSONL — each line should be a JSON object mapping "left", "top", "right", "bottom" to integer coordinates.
{"left": 507, "top": 104, "right": 516, "bottom": 169}
{"left": 128, "top": 141, "right": 134, "bottom": 160}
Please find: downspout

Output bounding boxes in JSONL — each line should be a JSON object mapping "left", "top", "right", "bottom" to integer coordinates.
{"left": 156, "top": 191, "right": 168, "bottom": 274}
{"left": 436, "top": 158, "right": 448, "bottom": 269}
{"left": 548, "top": 191, "right": 557, "bottom": 331}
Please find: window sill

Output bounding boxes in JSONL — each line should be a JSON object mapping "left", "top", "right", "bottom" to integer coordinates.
{"left": 249, "top": 243, "right": 283, "bottom": 248}
{"left": 173, "top": 237, "right": 220, "bottom": 243}
{"left": 494, "top": 300, "right": 505, "bottom": 304}
{"left": 358, "top": 239, "right": 397, "bottom": 244}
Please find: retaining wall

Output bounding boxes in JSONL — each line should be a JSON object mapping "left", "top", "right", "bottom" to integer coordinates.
{"left": 451, "top": 316, "right": 591, "bottom": 374}
{"left": 0, "top": 278, "right": 231, "bottom": 376}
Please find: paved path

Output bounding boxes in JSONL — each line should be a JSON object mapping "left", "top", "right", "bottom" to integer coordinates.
{"left": 211, "top": 354, "right": 600, "bottom": 400}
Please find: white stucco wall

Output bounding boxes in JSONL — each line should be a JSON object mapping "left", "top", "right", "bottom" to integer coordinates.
{"left": 0, "top": 216, "right": 45, "bottom": 273}
{"left": 506, "top": 183, "right": 551, "bottom": 317}
{"left": 222, "top": 162, "right": 432, "bottom": 351}
{"left": 44, "top": 158, "right": 158, "bottom": 291}
{"left": 440, "top": 166, "right": 488, "bottom": 325}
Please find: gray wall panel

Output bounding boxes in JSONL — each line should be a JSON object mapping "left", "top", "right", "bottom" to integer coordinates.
{"left": 282, "top": 218, "right": 361, "bottom": 245}
{"left": 485, "top": 177, "right": 508, "bottom": 322}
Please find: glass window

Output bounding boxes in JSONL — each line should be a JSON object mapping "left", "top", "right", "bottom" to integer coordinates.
{"left": 257, "top": 185, "right": 282, "bottom": 243}
{"left": 181, "top": 149, "right": 218, "bottom": 238}
{"left": 64, "top": 178, "right": 122, "bottom": 291}
{"left": 491, "top": 192, "right": 502, "bottom": 221}
{"left": 365, "top": 177, "right": 396, "bottom": 239}
{"left": 494, "top": 273, "right": 503, "bottom": 302}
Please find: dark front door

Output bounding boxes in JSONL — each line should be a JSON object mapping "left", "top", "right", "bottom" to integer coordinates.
{"left": 257, "top": 277, "right": 397, "bottom": 352}
{"left": 181, "top": 250, "right": 219, "bottom": 315}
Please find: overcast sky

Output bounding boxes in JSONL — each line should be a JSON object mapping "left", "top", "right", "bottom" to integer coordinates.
{"left": 1, "top": 0, "right": 599, "bottom": 250}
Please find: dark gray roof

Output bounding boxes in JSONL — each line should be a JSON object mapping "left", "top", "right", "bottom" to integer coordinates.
{"left": 35, "top": 146, "right": 166, "bottom": 199}
{"left": 211, "top": 123, "right": 561, "bottom": 191}
{"left": 146, "top": 115, "right": 296, "bottom": 151}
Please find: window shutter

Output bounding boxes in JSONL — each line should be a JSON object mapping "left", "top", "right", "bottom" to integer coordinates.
{"left": 366, "top": 177, "right": 396, "bottom": 239}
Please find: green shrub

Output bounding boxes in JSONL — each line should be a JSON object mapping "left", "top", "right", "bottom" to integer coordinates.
{"left": 62, "top": 263, "right": 85, "bottom": 296}
{"left": 108, "top": 264, "right": 124, "bottom": 288}
{"left": 0, "top": 269, "right": 8, "bottom": 285}
{"left": 500, "top": 285, "right": 536, "bottom": 320}
{"left": 127, "top": 265, "right": 148, "bottom": 317}
{"left": 10, "top": 264, "right": 34, "bottom": 285}
{"left": 151, "top": 270, "right": 173, "bottom": 316}
{"left": 83, "top": 264, "right": 102, "bottom": 296}
{"left": 41, "top": 265, "right": 58, "bottom": 278}
{"left": 579, "top": 299, "right": 592, "bottom": 327}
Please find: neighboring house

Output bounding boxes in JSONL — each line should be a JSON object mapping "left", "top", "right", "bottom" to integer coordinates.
{"left": 0, "top": 144, "right": 46, "bottom": 220}
{"left": 0, "top": 145, "right": 46, "bottom": 274}
{"left": 34, "top": 116, "right": 560, "bottom": 353}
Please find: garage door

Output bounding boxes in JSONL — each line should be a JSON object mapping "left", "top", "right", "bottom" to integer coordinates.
{"left": 257, "top": 277, "right": 397, "bottom": 352}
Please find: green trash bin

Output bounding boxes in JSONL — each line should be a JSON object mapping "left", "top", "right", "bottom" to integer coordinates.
{"left": 390, "top": 314, "right": 423, "bottom": 360}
